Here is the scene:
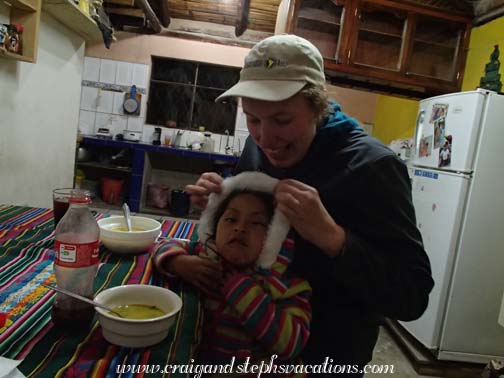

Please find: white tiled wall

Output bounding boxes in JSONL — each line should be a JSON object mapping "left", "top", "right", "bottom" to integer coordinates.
{"left": 79, "top": 56, "right": 248, "bottom": 155}
{"left": 83, "top": 57, "right": 100, "bottom": 82}
{"left": 78, "top": 57, "right": 149, "bottom": 139}
{"left": 115, "top": 61, "right": 133, "bottom": 86}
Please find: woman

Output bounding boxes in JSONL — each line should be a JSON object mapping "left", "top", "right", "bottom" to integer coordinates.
{"left": 185, "top": 34, "right": 434, "bottom": 377}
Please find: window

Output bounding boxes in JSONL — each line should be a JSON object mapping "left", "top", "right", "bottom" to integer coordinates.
{"left": 147, "top": 57, "right": 241, "bottom": 136}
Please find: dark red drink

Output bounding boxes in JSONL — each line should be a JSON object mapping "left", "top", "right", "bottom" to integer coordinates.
{"left": 53, "top": 197, "right": 69, "bottom": 227}
{"left": 52, "top": 188, "right": 73, "bottom": 228}
{"left": 51, "top": 298, "right": 95, "bottom": 329}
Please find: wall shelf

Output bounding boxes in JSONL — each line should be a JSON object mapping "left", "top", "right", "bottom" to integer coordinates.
{"left": 0, "top": 0, "right": 41, "bottom": 63}
{"left": 0, "top": 49, "right": 35, "bottom": 62}
{"left": 10, "top": 0, "right": 37, "bottom": 12}
{"left": 42, "top": 0, "right": 102, "bottom": 41}
{"left": 76, "top": 161, "right": 132, "bottom": 173}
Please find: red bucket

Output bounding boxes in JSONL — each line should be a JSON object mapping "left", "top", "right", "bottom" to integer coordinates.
{"left": 101, "top": 178, "right": 124, "bottom": 205}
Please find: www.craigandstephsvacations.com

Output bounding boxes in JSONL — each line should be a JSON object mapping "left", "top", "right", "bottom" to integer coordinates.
{"left": 116, "top": 355, "right": 395, "bottom": 376}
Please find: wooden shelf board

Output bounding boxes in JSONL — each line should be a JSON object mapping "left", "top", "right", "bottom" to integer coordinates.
{"left": 298, "top": 15, "right": 341, "bottom": 27}
{"left": 299, "top": 7, "right": 342, "bottom": 25}
{"left": 77, "top": 161, "right": 132, "bottom": 173}
{"left": 414, "top": 39, "right": 457, "bottom": 49}
{"left": 42, "top": 0, "right": 102, "bottom": 41}
{"left": 359, "top": 27, "right": 402, "bottom": 38}
{"left": 0, "top": 49, "right": 35, "bottom": 62}
{"left": 406, "top": 71, "right": 454, "bottom": 82}
{"left": 8, "top": 0, "right": 37, "bottom": 12}
{"left": 297, "top": 18, "right": 341, "bottom": 35}
{"left": 353, "top": 61, "right": 400, "bottom": 72}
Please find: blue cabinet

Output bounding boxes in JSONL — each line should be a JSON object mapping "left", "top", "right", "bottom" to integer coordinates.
{"left": 78, "top": 136, "right": 238, "bottom": 216}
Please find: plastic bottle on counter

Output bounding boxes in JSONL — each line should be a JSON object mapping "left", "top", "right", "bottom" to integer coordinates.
{"left": 201, "top": 132, "right": 215, "bottom": 153}
{"left": 52, "top": 189, "right": 99, "bottom": 329}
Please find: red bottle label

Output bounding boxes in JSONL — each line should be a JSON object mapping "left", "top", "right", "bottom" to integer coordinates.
{"left": 54, "top": 241, "right": 99, "bottom": 268}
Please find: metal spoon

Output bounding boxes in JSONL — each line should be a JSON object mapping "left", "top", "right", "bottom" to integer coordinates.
{"left": 41, "top": 283, "right": 123, "bottom": 318}
{"left": 122, "top": 203, "right": 132, "bottom": 232}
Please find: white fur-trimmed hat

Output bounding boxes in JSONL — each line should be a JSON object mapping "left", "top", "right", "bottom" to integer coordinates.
{"left": 197, "top": 172, "right": 290, "bottom": 269}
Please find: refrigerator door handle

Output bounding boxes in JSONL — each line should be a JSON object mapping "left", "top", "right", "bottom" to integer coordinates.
{"left": 414, "top": 109, "right": 425, "bottom": 158}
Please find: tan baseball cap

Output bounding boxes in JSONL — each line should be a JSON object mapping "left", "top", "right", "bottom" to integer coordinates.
{"left": 216, "top": 34, "right": 325, "bottom": 102}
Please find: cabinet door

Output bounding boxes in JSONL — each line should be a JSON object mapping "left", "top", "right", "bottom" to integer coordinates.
{"left": 293, "top": 0, "right": 346, "bottom": 62}
{"left": 350, "top": 2, "right": 407, "bottom": 71}
{"left": 408, "top": 16, "right": 466, "bottom": 83}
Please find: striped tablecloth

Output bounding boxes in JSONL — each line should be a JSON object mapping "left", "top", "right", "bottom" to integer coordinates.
{"left": 0, "top": 206, "right": 202, "bottom": 378}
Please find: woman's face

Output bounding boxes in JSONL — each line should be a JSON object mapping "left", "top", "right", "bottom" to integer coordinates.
{"left": 215, "top": 193, "right": 271, "bottom": 268}
{"left": 242, "top": 92, "right": 318, "bottom": 168}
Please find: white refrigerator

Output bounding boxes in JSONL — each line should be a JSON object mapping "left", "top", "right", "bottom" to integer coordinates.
{"left": 403, "top": 89, "right": 504, "bottom": 363}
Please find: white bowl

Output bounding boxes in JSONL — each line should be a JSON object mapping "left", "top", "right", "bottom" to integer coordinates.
{"left": 98, "top": 216, "right": 161, "bottom": 254}
{"left": 94, "top": 284, "right": 182, "bottom": 348}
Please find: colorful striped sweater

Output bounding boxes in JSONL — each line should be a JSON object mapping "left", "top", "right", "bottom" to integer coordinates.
{"left": 153, "top": 238, "right": 312, "bottom": 365}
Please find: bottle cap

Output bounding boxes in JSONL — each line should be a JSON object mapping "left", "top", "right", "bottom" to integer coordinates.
{"left": 69, "top": 189, "right": 91, "bottom": 204}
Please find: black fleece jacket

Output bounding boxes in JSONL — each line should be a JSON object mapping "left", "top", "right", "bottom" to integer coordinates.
{"left": 235, "top": 104, "right": 434, "bottom": 373}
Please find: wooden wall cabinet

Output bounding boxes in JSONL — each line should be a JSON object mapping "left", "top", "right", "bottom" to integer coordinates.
{"left": 42, "top": 0, "right": 103, "bottom": 42}
{"left": 0, "top": 0, "right": 41, "bottom": 63}
{"left": 1, "top": 0, "right": 102, "bottom": 63}
{"left": 290, "top": 0, "right": 472, "bottom": 97}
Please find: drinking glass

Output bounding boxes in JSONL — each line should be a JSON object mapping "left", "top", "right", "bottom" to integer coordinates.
{"left": 52, "top": 188, "right": 73, "bottom": 228}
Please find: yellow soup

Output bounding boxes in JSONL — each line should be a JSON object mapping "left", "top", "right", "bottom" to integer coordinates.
{"left": 110, "top": 226, "right": 144, "bottom": 232}
{"left": 110, "top": 304, "right": 166, "bottom": 319}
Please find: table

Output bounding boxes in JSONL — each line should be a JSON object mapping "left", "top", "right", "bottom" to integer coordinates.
{"left": 0, "top": 206, "right": 201, "bottom": 378}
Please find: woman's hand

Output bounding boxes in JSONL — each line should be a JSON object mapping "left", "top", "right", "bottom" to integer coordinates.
{"left": 168, "top": 255, "right": 223, "bottom": 295}
{"left": 184, "top": 172, "right": 223, "bottom": 209}
{"left": 275, "top": 179, "right": 346, "bottom": 257}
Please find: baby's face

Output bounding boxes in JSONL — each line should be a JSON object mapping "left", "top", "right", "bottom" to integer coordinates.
{"left": 215, "top": 193, "right": 270, "bottom": 268}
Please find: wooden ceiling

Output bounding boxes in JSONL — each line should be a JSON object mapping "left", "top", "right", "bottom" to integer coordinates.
{"left": 104, "top": 0, "right": 282, "bottom": 36}
{"left": 103, "top": 0, "right": 503, "bottom": 37}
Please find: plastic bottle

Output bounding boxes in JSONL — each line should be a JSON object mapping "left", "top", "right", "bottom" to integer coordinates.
{"left": 202, "top": 132, "right": 215, "bottom": 153}
{"left": 52, "top": 189, "right": 99, "bottom": 329}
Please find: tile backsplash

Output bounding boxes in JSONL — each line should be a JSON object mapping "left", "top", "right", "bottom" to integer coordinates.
{"left": 79, "top": 57, "right": 249, "bottom": 155}
{"left": 79, "top": 57, "right": 150, "bottom": 139}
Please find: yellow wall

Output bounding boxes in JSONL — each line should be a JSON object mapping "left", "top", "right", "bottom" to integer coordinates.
{"left": 372, "top": 16, "right": 504, "bottom": 145}
{"left": 462, "top": 17, "right": 504, "bottom": 91}
{"left": 373, "top": 95, "right": 419, "bottom": 144}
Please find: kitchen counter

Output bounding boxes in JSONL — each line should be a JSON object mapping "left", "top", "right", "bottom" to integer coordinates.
{"left": 78, "top": 136, "right": 239, "bottom": 214}
{"left": 80, "top": 136, "right": 240, "bottom": 163}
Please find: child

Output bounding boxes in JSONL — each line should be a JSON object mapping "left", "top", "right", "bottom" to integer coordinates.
{"left": 153, "top": 172, "right": 311, "bottom": 366}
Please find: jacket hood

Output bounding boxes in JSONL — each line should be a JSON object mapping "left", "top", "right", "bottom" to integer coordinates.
{"left": 322, "top": 102, "right": 363, "bottom": 132}
{"left": 197, "top": 172, "right": 290, "bottom": 269}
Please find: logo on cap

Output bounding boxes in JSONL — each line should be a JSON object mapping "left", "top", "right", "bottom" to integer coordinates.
{"left": 245, "top": 58, "right": 288, "bottom": 69}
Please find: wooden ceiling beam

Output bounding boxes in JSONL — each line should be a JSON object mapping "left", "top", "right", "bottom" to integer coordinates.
{"left": 236, "top": 0, "right": 251, "bottom": 36}
{"left": 105, "top": 6, "right": 145, "bottom": 17}
{"left": 104, "top": 0, "right": 135, "bottom": 7}
{"left": 135, "top": 0, "right": 163, "bottom": 32}
{"left": 159, "top": 0, "right": 171, "bottom": 27}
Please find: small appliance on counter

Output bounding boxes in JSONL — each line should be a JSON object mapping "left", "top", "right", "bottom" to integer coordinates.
{"left": 123, "top": 131, "right": 141, "bottom": 142}
{"left": 152, "top": 127, "right": 161, "bottom": 146}
{"left": 96, "top": 128, "right": 112, "bottom": 139}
